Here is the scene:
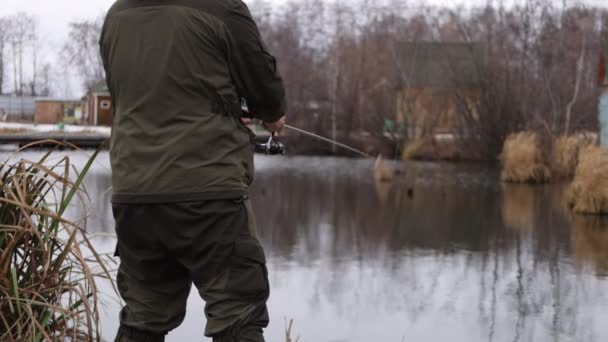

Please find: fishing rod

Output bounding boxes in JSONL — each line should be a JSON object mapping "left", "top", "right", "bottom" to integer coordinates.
{"left": 254, "top": 123, "right": 370, "bottom": 157}
{"left": 255, "top": 125, "right": 371, "bottom": 158}
{"left": 243, "top": 105, "right": 369, "bottom": 157}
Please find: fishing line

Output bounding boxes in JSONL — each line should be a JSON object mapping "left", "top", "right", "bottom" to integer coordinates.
{"left": 284, "top": 124, "right": 371, "bottom": 158}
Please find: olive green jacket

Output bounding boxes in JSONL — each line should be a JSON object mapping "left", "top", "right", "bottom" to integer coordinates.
{"left": 100, "top": 0, "right": 285, "bottom": 203}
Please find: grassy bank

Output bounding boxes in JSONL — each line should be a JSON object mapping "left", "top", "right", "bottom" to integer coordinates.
{"left": 0, "top": 150, "right": 112, "bottom": 340}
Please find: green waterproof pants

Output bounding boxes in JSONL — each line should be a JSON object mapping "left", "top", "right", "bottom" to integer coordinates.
{"left": 112, "top": 197, "right": 269, "bottom": 342}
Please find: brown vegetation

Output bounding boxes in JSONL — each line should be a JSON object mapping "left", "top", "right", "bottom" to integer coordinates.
{"left": 500, "top": 132, "right": 552, "bottom": 183}
{"left": 402, "top": 137, "right": 466, "bottom": 161}
{"left": 566, "top": 146, "right": 608, "bottom": 215}
{"left": 552, "top": 133, "right": 597, "bottom": 179}
{"left": 0, "top": 151, "right": 114, "bottom": 340}
{"left": 374, "top": 155, "right": 394, "bottom": 182}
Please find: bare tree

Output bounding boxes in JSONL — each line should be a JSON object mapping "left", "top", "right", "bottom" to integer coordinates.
{"left": 28, "top": 19, "right": 40, "bottom": 96}
{"left": 0, "top": 17, "right": 9, "bottom": 95}
{"left": 250, "top": 0, "right": 606, "bottom": 158}
{"left": 63, "top": 17, "right": 105, "bottom": 91}
{"left": 7, "top": 13, "right": 36, "bottom": 96}
{"left": 38, "top": 63, "right": 52, "bottom": 97}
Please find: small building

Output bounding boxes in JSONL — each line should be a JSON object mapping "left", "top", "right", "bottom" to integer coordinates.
{"left": 396, "top": 42, "right": 482, "bottom": 139}
{"left": 34, "top": 98, "right": 82, "bottom": 124}
{"left": 600, "top": 35, "right": 608, "bottom": 146}
{"left": 86, "top": 81, "right": 113, "bottom": 126}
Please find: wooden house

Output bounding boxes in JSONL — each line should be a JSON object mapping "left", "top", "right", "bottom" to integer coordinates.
{"left": 396, "top": 42, "right": 482, "bottom": 139}
{"left": 87, "top": 81, "right": 113, "bottom": 126}
{"left": 34, "top": 98, "right": 82, "bottom": 124}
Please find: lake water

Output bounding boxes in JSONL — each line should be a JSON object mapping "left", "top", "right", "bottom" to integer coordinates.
{"left": 2, "top": 150, "right": 608, "bottom": 342}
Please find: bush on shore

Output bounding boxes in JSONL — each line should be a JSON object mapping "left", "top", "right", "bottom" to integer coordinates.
{"left": 500, "top": 132, "right": 552, "bottom": 183}
{"left": 552, "top": 133, "right": 597, "bottom": 179}
{"left": 566, "top": 146, "right": 608, "bottom": 215}
{"left": 402, "top": 137, "right": 466, "bottom": 161}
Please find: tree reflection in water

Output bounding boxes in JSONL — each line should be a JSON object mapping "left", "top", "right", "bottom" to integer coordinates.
{"left": 63, "top": 155, "right": 608, "bottom": 342}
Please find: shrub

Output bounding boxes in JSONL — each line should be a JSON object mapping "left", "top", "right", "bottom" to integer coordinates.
{"left": 500, "top": 132, "right": 551, "bottom": 183}
{"left": 566, "top": 146, "right": 608, "bottom": 215}
{"left": 551, "top": 133, "right": 597, "bottom": 179}
{"left": 402, "top": 137, "right": 465, "bottom": 161}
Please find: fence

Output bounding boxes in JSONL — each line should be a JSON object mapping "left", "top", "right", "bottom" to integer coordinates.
{"left": 0, "top": 96, "right": 36, "bottom": 121}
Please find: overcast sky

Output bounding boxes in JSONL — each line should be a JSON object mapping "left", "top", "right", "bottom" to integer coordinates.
{"left": 2, "top": 0, "right": 593, "bottom": 46}
{"left": 2, "top": 0, "right": 607, "bottom": 47}
{"left": 2, "top": 0, "right": 114, "bottom": 47}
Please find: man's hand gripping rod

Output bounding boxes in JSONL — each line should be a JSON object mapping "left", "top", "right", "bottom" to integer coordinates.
{"left": 255, "top": 124, "right": 370, "bottom": 157}
{"left": 243, "top": 107, "right": 369, "bottom": 157}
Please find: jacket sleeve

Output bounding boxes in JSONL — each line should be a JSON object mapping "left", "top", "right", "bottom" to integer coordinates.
{"left": 224, "top": 0, "right": 286, "bottom": 122}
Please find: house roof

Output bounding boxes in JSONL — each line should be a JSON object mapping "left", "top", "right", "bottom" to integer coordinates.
{"left": 90, "top": 80, "right": 110, "bottom": 95}
{"left": 397, "top": 42, "right": 482, "bottom": 88}
{"left": 35, "top": 97, "right": 81, "bottom": 103}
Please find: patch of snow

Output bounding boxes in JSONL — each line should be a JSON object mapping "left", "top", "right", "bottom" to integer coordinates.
{"left": 0, "top": 122, "right": 111, "bottom": 135}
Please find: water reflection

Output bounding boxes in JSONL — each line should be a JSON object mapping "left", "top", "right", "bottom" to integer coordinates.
{"left": 7, "top": 152, "right": 607, "bottom": 342}
{"left": 245, "top": 158, "right": 608, "bottom": 342}
{"left": 571, "top": 216, "right": 608, "bottom": 277}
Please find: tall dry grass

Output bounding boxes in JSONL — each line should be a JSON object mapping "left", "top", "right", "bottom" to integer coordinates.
{"left": 402, "top": 137, "right": 465, "bottom": 161}
{"left": 566, "top": 146, "right": 608, "bottom": 215}
{"left": 551, "top": 133, "right": 597, "bottom": 179}
{"left": 500, "top": 132, "right": 551, "bottom": 183}
{"left": 0, "top": 150, "right": 113, "bottom": 341}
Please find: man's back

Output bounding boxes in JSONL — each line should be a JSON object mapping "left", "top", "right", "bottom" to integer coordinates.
{"left": 100, "top": 0, "right": 285, "bottom": 203}
{"left": 101, "top": 2, "right": 284, "bottom": 341}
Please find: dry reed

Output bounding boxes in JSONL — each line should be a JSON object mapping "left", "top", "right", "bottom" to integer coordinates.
{"left": 285, "top": 318, "right": 300, "bottom": 342}
{"left": 566, "top": 146, "right": 608, "bottom": 215}
{"left": 500, "top": 132, "right": 551, "bottom": 183}
{"left": 0, "top": 150, "right": 113, "bottom": 341}
{"left": 551, "top": 133, "right": 597, "bottom": 179}
{"left": 402, "top": 137, "right": 463, "bottom": 161}
{"left": 374, "top": 155, "right": 394, "bottom": 182}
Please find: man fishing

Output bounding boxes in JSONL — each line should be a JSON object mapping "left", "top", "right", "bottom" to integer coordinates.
{"left": 99, "top": 0, "right": 286, "bottom": 341}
